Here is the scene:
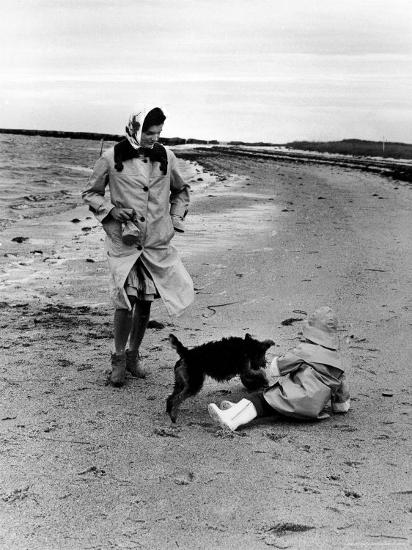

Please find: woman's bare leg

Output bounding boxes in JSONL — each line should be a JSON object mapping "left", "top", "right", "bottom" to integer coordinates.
{"left": 128, "top": 300, "right": 151, "bottom": 352}
{"left": 113, "top": 308, "right": 133, "bottom": 353}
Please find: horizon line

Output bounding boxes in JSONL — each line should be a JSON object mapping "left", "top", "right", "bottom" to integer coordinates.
{"left": 1, "top": 128, "right": 411, "bottom": 147}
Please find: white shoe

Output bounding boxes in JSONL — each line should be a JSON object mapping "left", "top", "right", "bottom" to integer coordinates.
{"left": 208, "top": 399, "right": 258, "bottom": 431}
{"left": 332, "top": 399, "right": 351, "bottom": 413}
{"left": 220, "top": 400, "right": 236, "bottom": 410}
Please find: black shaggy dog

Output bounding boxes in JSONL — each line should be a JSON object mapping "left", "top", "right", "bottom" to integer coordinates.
{"left": 166, "top": 333, "right": 275, "bottom": 422}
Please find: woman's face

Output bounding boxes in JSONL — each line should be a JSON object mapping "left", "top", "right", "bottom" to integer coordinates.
{"left": 140, "top": 123, "right": 164, "bottom": 148}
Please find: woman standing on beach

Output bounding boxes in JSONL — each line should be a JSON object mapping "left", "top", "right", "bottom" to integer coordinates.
{"left": 82, "top": 107, "right": 194, "bottom": 387}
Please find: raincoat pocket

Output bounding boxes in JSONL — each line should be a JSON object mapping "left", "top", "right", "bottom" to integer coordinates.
{"left": 102, "top": 217, "right": 122, "bottom": 240}
{"left": 102, "top": 218, "right": 132, "bottom": 256}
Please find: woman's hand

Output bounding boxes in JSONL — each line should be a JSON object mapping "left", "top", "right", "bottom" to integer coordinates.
{"left": 110, "top": 207, "right": 135, "bottom": 222}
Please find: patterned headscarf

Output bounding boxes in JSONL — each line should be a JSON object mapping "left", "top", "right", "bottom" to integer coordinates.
{"left": 115, "top": 107, "right": 168, "bottom": 174}
{"left": 125, "top": 109, "right": 149, "bottom": 150}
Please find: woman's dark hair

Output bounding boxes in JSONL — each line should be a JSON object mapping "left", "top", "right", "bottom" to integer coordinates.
{"left": 142, "top": 107, "right": 166, "bottom": 131}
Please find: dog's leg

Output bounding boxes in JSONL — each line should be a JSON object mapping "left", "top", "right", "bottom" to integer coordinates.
{"left": 168, "top": 362, "right": 205, "bottom": 423}
{"left": 166, "top": 360, "right": 185, "bottom": 415}
{"left": 166, "top": 380, "right": 185, "bottom": 415}
{"left": 167, "top": 361, "right": 190, "bottom": 422}
{"left": 169, "top": 387, "right": 198, "bottom": 423}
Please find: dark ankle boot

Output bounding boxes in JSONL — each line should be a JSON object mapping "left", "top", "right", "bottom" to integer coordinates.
{"left": 110, "top": 352, "right": 126, "bottom": 387}
{"left": 126, "top": 349, "right": 147, "bottom": 378}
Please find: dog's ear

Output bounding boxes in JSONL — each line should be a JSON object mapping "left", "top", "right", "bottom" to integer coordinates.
{"left": 262, "top": 339, "right": 275, "bottom": 350}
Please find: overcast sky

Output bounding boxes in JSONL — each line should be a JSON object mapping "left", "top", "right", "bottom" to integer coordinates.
{"left": 1, "top": 0, "right": 411, "bottom": 142}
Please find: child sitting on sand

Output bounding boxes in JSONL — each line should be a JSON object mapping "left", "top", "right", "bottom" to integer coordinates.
{"left": 208, "top": 306, "right": 350, "bottom": 431}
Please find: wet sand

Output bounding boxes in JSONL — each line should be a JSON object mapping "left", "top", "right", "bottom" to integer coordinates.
{"left": 0, "top": 149, "right": 411, "bottom": 549}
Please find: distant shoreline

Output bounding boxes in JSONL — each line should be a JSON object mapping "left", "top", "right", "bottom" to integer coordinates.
{"left": 178, "top": 146, "right": 412, "bottom": 184}
{"left": 1, "top": 128, "right": 411, "bottom": 162}
{"left": 0, "top": 128, "right": 219, "bottom": 147}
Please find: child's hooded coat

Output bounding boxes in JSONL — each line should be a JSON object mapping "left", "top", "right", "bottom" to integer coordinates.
{"left": 263, "top": 342, "right": 350, "bottom": 419}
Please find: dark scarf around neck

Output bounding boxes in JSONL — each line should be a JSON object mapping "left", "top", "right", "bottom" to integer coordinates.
{"left": 114, "top": 139, "right": 168, "bottom": 174}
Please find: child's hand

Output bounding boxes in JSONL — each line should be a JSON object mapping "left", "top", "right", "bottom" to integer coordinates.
{"left": 110, "top": 207, "right": 135, "bottom": 222}
{"left": 267, "top": 357, "right": 280, "bottom": 377}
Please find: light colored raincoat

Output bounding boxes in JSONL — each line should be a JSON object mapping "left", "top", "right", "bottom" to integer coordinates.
{"left": 82, "top": 124, "right": 194, "bottom": 315}
{"left": 264, "top": 342, "right": 350, "bottom": 419}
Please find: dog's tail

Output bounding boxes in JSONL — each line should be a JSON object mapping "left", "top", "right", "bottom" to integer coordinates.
{"left": 169, "top": 333, "right": 187, "bottom": 357}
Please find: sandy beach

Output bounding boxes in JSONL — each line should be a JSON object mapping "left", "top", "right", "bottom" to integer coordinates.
{"left": 0, "top": 147, "right": 411, "bottom": 549}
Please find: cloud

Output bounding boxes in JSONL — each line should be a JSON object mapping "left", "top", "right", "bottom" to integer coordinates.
{"left": 1, "top": 0, "right": 411, "bottom": 142}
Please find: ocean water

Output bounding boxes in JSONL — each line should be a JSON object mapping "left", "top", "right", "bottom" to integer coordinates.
{"left": 0, "top": 134, "right": 108, "bottom": 228}
{"left": 0, "top": 134, "right": 201, "bottom": 230}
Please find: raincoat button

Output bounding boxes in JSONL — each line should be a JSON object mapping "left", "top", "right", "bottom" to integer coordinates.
{"left": 140, "top": 216, "right": 145, "bottom": 222}
{"left": 137, "top": 245, "right": 143, "bottom": 250}
{"left": 143, "top": 186, "right": 149, "bottom": 191}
